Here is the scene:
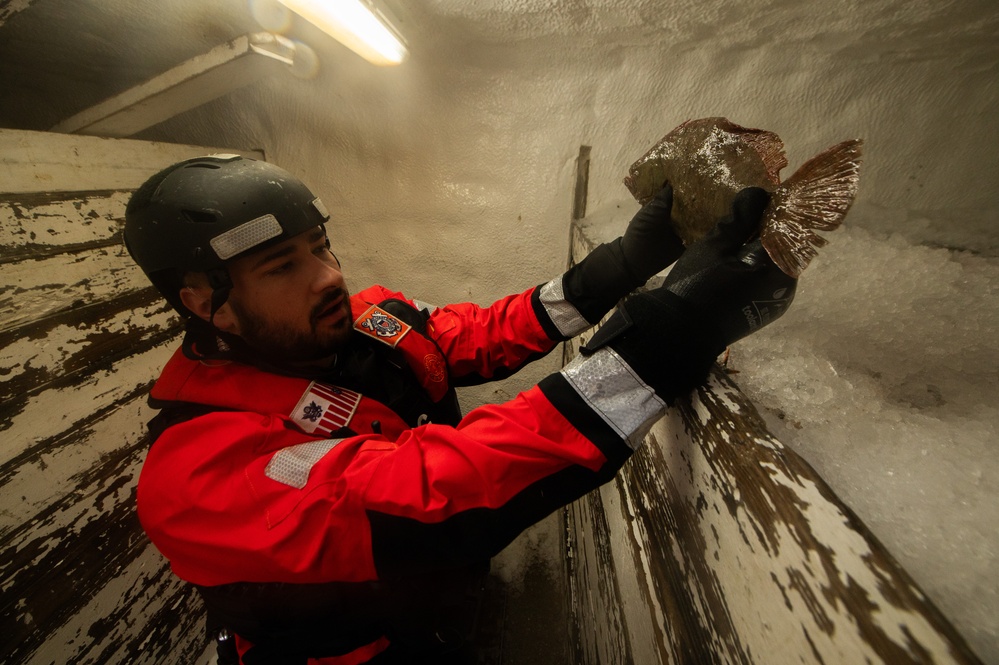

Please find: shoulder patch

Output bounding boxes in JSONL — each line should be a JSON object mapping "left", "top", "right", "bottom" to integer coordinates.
{"left": 353, "top": 304, "right": 412, "bottom": 348}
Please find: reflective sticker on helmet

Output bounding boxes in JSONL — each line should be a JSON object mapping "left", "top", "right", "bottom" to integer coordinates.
{"left": 312, "top": 198, "right": 330, "bottom": 220}
{"left": 210, "top": 214, "right": 283, "bottom": 260}
{"left": 206, "top": 153, "right": 242, "bottom": 161}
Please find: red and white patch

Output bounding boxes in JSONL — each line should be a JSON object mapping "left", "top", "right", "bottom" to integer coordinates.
{"left": 290, "top": 382, "right": 362, "bottom": 437}
{"left": 353, "top": 305, "right": 412, "bottom": 348}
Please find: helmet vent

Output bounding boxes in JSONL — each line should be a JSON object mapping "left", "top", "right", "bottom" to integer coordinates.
{"left": 184, "top": 162, "right": 222, "bottom": 169}
{"left": 183, "top": 209, "right": 219, "bottom": 224}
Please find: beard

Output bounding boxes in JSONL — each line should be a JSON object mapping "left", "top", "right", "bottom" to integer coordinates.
{"left": 228, "top": 286, "right": 353, "bottom": 363}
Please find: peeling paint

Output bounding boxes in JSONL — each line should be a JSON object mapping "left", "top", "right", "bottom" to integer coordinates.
{"left": 1, "top": 135, "right": 210, "bottom": 664}
{"left": 563, "top": 221, "right": 983, "bottom": 664}
{"left": 0, "top": 190, "right": 131, "bottom": 261}
{"left": 1, "top": 250, "right": 149, "bottom": 332}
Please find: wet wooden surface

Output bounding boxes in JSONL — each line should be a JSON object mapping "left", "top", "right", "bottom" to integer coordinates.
{"left": 0, "top": 129, "right": 259, "bottom": 664}
{"left": 561, "top": 222, "right": 984, "bottom": 664}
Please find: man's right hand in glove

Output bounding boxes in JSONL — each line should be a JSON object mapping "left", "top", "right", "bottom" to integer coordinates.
{"left": 578, "top": 187, "right": 797, "bottom": 404}
{"left": 534, "top": 183, "right": 684, "bottom": 342}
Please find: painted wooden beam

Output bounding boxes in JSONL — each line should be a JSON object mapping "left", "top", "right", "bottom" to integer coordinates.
{"left": 562, "top": 222, "right": 984, "bottom": 664}
{"left": 50, "top": 32, "right": 299, "bottom": 138}
{"left": 0, "top": 129, "right": 250, "bottom": 664}
{"left": 0, "top": 0, "right": 38, "bottom": 26}
{"left": 0, "top": 190, "right": 133, "bottom": 262}
{"left": 0, "top": 128, "right": 263, "bottom": 193}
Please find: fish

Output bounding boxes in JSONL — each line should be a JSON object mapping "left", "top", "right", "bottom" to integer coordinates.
{"left": 623, "top": 117, "right": 863, "bottom": 277}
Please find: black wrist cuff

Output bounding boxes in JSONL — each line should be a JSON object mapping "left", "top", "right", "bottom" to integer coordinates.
{"left": 607, "top": 290, "right": 726, "bottom": 402}
{"left": 562, "top": 240, "right": 643, "bottom": 324}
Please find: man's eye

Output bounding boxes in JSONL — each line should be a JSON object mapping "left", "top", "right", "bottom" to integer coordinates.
{"left": 268, "top": 262, "right": 293, "bottom": 275}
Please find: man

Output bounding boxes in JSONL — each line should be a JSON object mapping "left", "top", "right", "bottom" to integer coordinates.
{"left": 124, "top": 154, "right": 795, "bottom": 664}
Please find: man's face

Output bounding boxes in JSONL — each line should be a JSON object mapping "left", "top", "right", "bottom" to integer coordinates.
{"left": 222, "top": 226, "right": 353, "bottom": 362}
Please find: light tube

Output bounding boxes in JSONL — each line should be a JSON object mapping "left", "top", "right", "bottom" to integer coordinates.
{"left": 277, "top": 0, "right": 408, "bottom": 66}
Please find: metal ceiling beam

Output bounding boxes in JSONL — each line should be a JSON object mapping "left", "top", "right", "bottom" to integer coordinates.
{"left": 50, "top": 32, "right": 299, "bottom": 138}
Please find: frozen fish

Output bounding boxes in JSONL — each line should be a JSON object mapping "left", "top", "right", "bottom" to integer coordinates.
{"left": 623, "top": 117, "right": 863, "bottom": 277}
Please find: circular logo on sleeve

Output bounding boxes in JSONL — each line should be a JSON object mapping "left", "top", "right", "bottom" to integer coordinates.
{"left": 424, "top": 354, "right": 446, "bottom": 382}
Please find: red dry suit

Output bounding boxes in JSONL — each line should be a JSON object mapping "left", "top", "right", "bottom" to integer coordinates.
{"left": 137, "top": 282, "right": 665, "bottom": 664}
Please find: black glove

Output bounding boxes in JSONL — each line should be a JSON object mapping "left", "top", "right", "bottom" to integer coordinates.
{"left": 560, "top": 184, "right": 684, "bottom": 324}
{"left": 660, "top": 187, "right": 797, "bottom": 345}
{"left": 582, "top": 187, "right": 797, "bottom": 402}
{"left": 620, "top": 183, "right": 685, "bottom": 280}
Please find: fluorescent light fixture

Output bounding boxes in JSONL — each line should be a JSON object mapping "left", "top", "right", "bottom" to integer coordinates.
{"left": 276, "top": 0, "right": 408, "bottom": 65}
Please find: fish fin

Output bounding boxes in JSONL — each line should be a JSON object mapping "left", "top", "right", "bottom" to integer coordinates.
{"left": 761, "top": 139, "right": 864, "bottom": 277}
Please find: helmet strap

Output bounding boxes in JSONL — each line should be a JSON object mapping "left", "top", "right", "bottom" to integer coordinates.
{"left": 205, "top": 268, "right": 233, "bottom": 329}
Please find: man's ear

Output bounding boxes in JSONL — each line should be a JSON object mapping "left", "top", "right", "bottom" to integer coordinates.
{"left": 179, "top": 285, "right": 214, "bottom": 323}
{"left": 210, "top": 299, "right": 239, "bottom": 334}
{"left": 179, "top": 286, "right": 241, "bottom": 333}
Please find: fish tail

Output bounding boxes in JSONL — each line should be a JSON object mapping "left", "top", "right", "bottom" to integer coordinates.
{"left": 761, "top": 139, "right": 864, "bottom": 277}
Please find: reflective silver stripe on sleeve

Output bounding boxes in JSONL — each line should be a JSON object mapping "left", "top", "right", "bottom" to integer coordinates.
{"left": 539, "top": 277, "right": 590, "bottom": 338}
{"left": 264, "top": 439, "right": 344, "bottom": 489}
{"left": 210, "top": 214, "right": 283, "bottom": 260}
{"left": 412, "top": 299, "right": 437, "bottom": 314}
{"left": 560, "top": 348, "right": 666, "bottom": 450}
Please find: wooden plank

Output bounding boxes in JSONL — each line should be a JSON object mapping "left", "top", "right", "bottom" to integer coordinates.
{"left": 1, "top": 439, "right": 147, "bottom": 654}
{"left": 0, "top": 0, "right": 38, "bottom": 25}
{"left": 0, "top": 189, "right": 131, "bottom": 263}
{"left": 565, "top": 368, "right": 985, "bottom": 663}
{"left": 41, "top": 554, "right": 206, "bottom": 665}
{"left": 0, "top": 338, "right": 176, "bottom": 472}
{"left": 0, "top": 359, "right": 200, "bottom": 665}
{"left": 1, "top": 406, "right": 205, "bottom": 664}
{"left": 563, "top": 492, "right": 636, "bottom": 665}
{"left": 51, "top": 33, "right": 297, "bottom": 138}
{"left": 563, "top": 217, "right": 983, "bottom": 664}
{"left": 0, "top": 128, "right": 263, "bottom": 193}
{"left": 572, "top": 146, "right": 591, "bottom": 221}
{"left": 0, "top": 389, "right": 156, "bottom": 539}
{"left": 588, "top": 478, "right": 669, "bottom": 664}
{"left": 0, "top": 289, "right": 178, "bottom": 406}
{"left": 641, "top": 371, "right": 980, "bottom": 662}
{"left": 0, "top": 246, "right": 150, "bottom": 333}
{"left": 0, "top": 346, "right": 198, "bottom": 663}
{"left": 0, "top": 129, "right": 249, "bottom": 665}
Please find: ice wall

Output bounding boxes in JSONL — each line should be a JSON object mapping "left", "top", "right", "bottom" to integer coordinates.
{"left": 578, "top": 189, "right": 999, "bottom": 659}
{"left": 730, "top": 223, "right": 999, "bottom": 659}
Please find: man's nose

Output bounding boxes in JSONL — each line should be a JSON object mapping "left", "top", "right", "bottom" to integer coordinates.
{"left": 313, "top": 257, "right": 344, "bottom": 291}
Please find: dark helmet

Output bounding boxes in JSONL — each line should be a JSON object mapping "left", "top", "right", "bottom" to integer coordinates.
{"left": 124, "top": 154, "right": 330, "bottom": 317}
